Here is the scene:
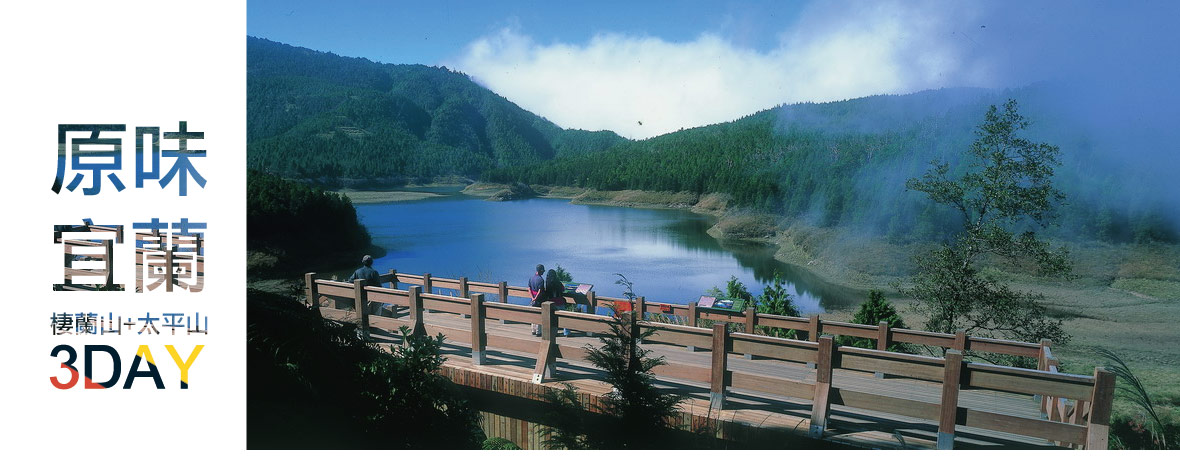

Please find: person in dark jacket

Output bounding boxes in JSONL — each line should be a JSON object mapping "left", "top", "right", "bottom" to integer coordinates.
{"left": 529, "top": 264, "right": 545, "bottom": 336}
{"left": 347, "top": 255, "right": 382, "bottom": 314}
{"left": 544, "top": 269, "right": 570, "bottom": 336}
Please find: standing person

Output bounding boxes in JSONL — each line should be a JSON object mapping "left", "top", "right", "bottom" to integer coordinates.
{"left": 347, "top": 255, "right": 382, "bottom": 315}
{"left": 529, "top": 264, "right": 545, "bottom": 336}
{"left": 544, "top": 269, "right": 570, "bottom": 336}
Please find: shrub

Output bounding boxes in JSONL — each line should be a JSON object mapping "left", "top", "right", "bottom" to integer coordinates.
{"left": 837, "top": 290, "right": 907, "bottom": 351}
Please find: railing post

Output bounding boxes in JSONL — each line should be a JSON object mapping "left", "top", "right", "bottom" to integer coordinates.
{"left": 937, "top": 349, "right": 964, "bottom": 449}
{"left": 498, "top": 281, "right": 509, "bottom": 324}
{"left": 353, "top": 279, "right": 370, "bottom": 341}
{"left": 710, "top": 323, "right": 730, "bottom": 410}
{"left": 875, "top": 321, "right": 892, "bottom": 378}
{"left": 807, "top": 315, "right": 821, "bottom": 368}
{"left": 686, "top": 302, "right": 698, "bottom": 352}
{"left": 587, "top": 290, "right": 598, "bottom": 315}
{"left": 634, "top": 296, "right": 646, "bottom": 344}
{"left": 423, "top": 273, "right": 434, "bottom": 313}
{"left": 743, "top": 305, "right": 758, "bottom": 359}
{"left": 877, "top": 322, "right": 891, "bottom": 351}
{"left": 1037, "top": 339, "right": 1052, "bottom": 412}
{"left": 1085, "top": 367, "right": 1115, "bottom": 449}
{"left": 808, "top": 315, "right": 821, "bottom": 341}
{"left": 953, "top": 330, "right": 967, "bottom": 352}
{"left": 387, "top": 269, "right": 398, "bottom": 288}
{"left": 809, "top": 335, "right": 834, "bottom": 439}
{"left": 470, "top": 293, "right": 486, "bottom": 365}
{"left": 407, "top": 286, "right": 425, "bottom": 338}
{"left": 460, "top": 277, "right": 471, "bottom": 318}
{"left": 304, "top": 272, "right": 319, "bottom": 309}
{"left": 533, "top": 302, "right": 559, "bottom": 384}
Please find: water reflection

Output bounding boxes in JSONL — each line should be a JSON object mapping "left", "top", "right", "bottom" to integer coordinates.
{"left": 355, "top": 194, "right": 859, "bottom": 313}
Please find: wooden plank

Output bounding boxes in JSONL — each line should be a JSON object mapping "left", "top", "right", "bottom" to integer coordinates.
{"left": 963, "top": 408, "right": 1087, "bottom": 445}
{"left": 756, "top": 314, "right": 810, "bottom": 331}
{"left": 648, "top": 327, "right": 713, "bottom": 349}
{"left": 699, "top": 311, "right": 745, "bottom": 324}
{"left": 556, "top": 344, "right": 591, "bottom": 362}
{"left": 316, "top": 281, "right": 354, "bottom": 298}
{"left": 892, "top": 328, "right": 956, "bottom": 348}
{"left": 486, "top": 334, "right": 540, "bottom": 356}
{"left": 730, "top": 334, "right": 818, "bottom": 364}
{"left": 485, "top": 306, "right": 540, "bottom": 325}
{"left": 965, "top": 364, "right": 1095, "bottom": 400}
{"left": 829, "top": 388, "right": 941, "bottom": 421}
{"left": 966, "top": 337, "right": 1040, "bottom": 357}
{"left": 420, "top": 294, "right": 470, "bottom": 315}
{"left": 366, "top": 287, "right": 408, "bottom": 305}
{"left": 652, "top": 362, "right": 712, "bottom": 384}
{"left": 821, "top": 321, "right": 880, "bottom": 339}
{"left": 729, "top": 371, "right": 815, "bottom": 400}
{"left": 557, "top": 315, "right": 611, "bottom": 334}
{"left": 836, "top": 349, "right": 945, "bottom": 382}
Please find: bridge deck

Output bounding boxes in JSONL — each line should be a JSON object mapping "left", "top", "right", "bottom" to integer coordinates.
{"left": 321, "top": 305, "right": 1058, "bottom": 450}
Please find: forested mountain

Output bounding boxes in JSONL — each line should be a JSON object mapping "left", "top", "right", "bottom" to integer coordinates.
{"left": 247, "top": 37, "right": 625, "bottom": 180}
{"left": 248, "top": 37, "right": 1176, "bottom": 244}
{"left": 483, "top": 85, "right": 1177, "bottom": 244}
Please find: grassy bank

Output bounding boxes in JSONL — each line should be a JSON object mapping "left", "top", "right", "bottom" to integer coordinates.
{"left": 334, "top": 189, "right": 445, "bottom": 204}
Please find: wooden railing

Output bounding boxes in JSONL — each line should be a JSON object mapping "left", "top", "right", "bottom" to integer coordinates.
{"left": 305, "top": 271, "right": 1115, "bottom": 450}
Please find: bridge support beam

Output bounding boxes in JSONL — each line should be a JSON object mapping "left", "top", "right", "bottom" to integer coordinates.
{"left": 710, "top": 324, "right": 730, "bottom": 410}
{"left": 533, "top": 302, "right": 559, "bottom": 383}
{"left": 937, "top": 349, "right": 964, "bottom": 449}
{"left": 809, "top": 335, "right": 834, "bottom": 439}
{"left": 470, "top": 293, "right": 486, "bottom": 365}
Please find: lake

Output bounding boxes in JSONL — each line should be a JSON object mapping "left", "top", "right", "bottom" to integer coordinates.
{"left": 351, "top": 190, "right": 858, "bottom": 313}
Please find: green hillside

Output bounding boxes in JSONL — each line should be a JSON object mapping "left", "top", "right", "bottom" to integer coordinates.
{"left": 247, "top": 37, "right": 625, "bottom": 182}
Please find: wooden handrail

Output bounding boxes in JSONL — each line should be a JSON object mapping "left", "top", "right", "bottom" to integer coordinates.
{"left": 311, "top": 273, "right": 1111, "bottom": 449}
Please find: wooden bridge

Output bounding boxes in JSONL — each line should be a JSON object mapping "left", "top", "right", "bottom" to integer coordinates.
{"left": 304, "top": 270, "right": 1114, "bottom": 450}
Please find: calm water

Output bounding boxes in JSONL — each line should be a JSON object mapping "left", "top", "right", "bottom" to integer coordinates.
{"left": 351, "top": 191, "right": 857, "bottom": 313}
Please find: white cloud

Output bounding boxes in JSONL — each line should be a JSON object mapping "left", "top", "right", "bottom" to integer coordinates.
{"left": 452, "top": 1, "right": 994, "bottom": 139}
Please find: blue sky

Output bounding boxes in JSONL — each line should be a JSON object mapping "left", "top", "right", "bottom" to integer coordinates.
{"left": 248, "top": 0, "right": 807, "bottom": 66}
{"left": 249, "top": 1, "right": 1180, "bottom": 140}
